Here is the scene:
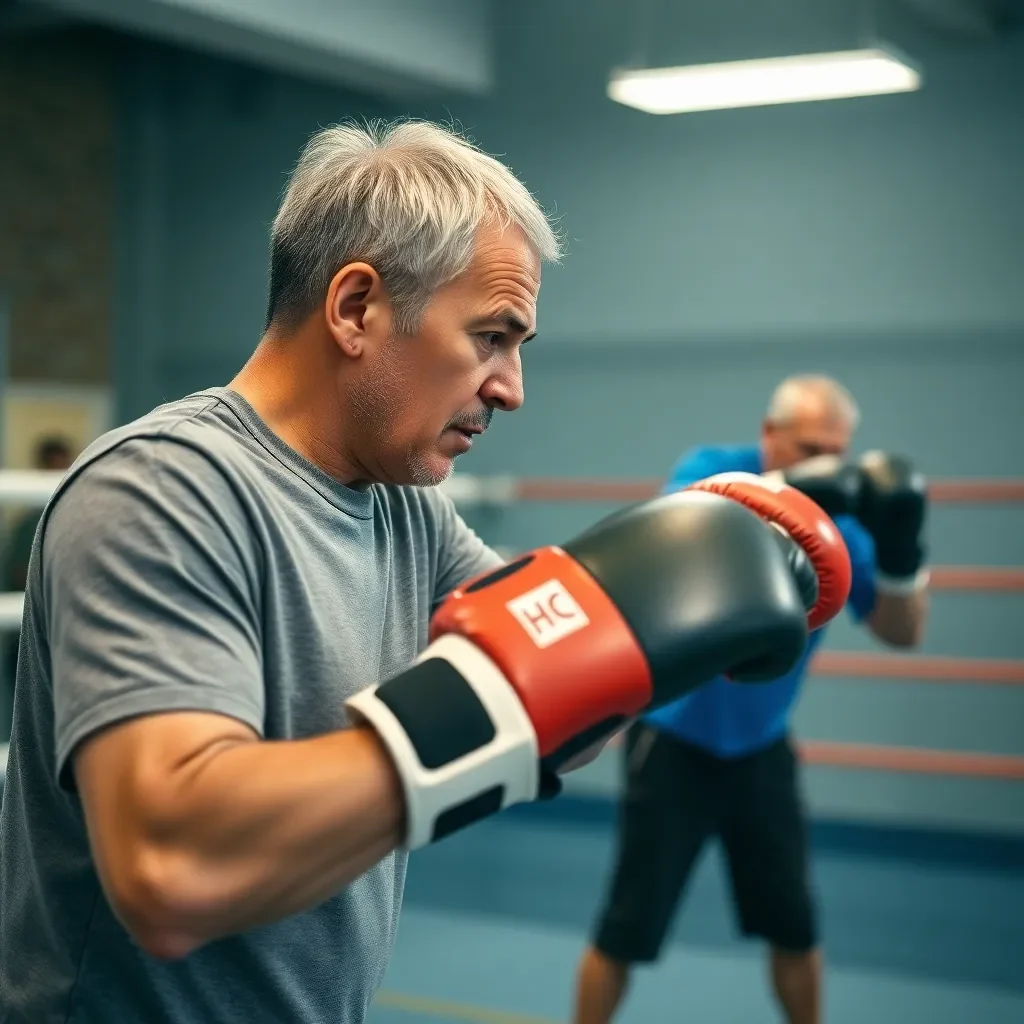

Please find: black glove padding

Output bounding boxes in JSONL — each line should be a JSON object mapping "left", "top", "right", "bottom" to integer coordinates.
{"left": 776, "top": 455, "right": 863, "bottom": 520}
{"left": 855, "top": 451, "right": 928, "bottom": 581}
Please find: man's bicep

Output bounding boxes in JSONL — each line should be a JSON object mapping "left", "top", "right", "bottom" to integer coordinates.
{"left": 74, "top": 711, "right": 258, "bottom": 804}
{"left": 44, "top": 443, "right": 266, "bottom": 790}
{"left": 71, "top": 709, "right": 258, "bottom": 936}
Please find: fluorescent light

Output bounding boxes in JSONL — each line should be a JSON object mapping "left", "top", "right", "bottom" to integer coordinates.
{"left": 608, "top": 47, "right": 921, "bottom": 114}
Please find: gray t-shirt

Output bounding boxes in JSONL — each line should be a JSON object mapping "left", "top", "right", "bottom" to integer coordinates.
{"left": 0, "top": 388, "right": 501, "bottom": 1024}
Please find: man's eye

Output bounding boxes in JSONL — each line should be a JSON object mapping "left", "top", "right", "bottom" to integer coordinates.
{"left": 480, "top": 332, "right": 504, "bottom": 346}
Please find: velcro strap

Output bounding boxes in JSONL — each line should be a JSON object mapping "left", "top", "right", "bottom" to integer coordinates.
{"left": 345, "top": 635, "right": 539, "bottom": 850}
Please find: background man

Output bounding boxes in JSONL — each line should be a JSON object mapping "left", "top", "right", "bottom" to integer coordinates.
{"left": 572, "top": 374, "right": 930, "bottom": 1024}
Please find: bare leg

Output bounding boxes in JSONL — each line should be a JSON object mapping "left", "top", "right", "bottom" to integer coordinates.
{"left": 573, "top": 945, "right": 631, "bottom": 1024}
{"left": 770, "top": 946, "right": 822, "bottom": 1024}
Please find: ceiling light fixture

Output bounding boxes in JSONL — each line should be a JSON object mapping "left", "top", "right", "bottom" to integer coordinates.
{"left": 608, "top": 47, "right": 921, "bottom": 115}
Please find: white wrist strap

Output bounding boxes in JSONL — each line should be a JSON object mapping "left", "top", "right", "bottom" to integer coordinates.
{"left": 876, "top": 568, "right": 930, "bottom": 596}
{"left": 345, "top": 634, "right": 539, "bottom": 850}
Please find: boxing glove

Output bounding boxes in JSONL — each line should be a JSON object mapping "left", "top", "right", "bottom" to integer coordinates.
{"left": 685, "top": 471, "right": 853, "bottom": 631}
{"left": 856, "top": 451, "right": 929, "bottom": 592}
{"left": 773, "top": 451, "right": 929, "bottom": 593}
{"left": 765, "top": 455, "right": 862, "bottom": 520}
{"left": 346, "top": 483, "right": 850, "bottom": 849}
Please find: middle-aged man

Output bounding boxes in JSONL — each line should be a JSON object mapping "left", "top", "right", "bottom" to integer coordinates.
{"left": 0, "top": 121, "right": 851, "bottom": 1024}
{"left": 573, "top": 375, "right": 930, "bottom": 1024}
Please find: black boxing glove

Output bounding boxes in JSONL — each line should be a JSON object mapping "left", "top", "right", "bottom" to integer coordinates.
{"left": 855, "top": 451, "right": 929, "bottom": 593}
{"left": 345, "top": 482, "right": 850, "bottom": 849}
{"left": 765, "top": 455, "right": 862, "bottom": 519}
{"left": 769, "top": 451, "right": 929, "bottom": 595}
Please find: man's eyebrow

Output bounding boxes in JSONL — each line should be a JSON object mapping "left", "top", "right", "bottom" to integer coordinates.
{"left": 477, "top": 309, "right": 536, "bottom": 341}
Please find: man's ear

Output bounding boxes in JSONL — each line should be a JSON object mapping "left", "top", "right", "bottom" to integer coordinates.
{"left": 324, "top": 263, "right": 391, "bottom": 358}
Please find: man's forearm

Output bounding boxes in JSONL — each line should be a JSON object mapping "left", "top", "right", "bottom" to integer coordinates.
{"left": 868, "top": 588, "right": 928, "bottom": 648}
{"left": 91, "top": 722, "right": 406, "bottom": 958}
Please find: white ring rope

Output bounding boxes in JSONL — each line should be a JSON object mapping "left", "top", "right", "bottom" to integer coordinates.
{"left": 0, "top": 470, "right": 65, "bottom": 633}
{"left": 0, "top": 594, "right": 24, "bottom": 633}
{"left": 0, "top": 470, "right": 68, "bottom": 506}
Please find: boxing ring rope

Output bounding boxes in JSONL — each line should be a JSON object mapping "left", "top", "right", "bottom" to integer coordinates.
{"left": 444, "top": 475, "right": 1024, "bottom": 507}
{"left": 441, "top": 472, "right": 1024, "bottom": 780}
{"left": 0, "top": 470, "right": 68, "bottom": 505}
{"left": 927, "top": 567, "right": 1024, "bottom": 591}
{"left": 811, "top": 651, "right": 1024, "bottom": 684}
{"left": 459, "top": 473, "right": 1024, "bottom": 781}
{"left": 0, "top": 470, "right": 1022, "bottom": 783}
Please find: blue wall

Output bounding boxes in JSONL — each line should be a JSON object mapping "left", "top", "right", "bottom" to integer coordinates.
{"left": 450, "top": 332, "right": 1024, "bottom": 835}
{"left": 424, "top": 0, "right": 1024, "bottom": 345}
{"left": 423, "top": 2, "right": 1024, "bottom": 836}
{"left": 115, "top": 41, "right": 399, "bottom": 421}
{"left": 109, "top": 9, "right": 1024, "bottom": 835}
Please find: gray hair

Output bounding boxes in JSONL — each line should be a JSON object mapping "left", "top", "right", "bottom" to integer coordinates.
{"left": 265, "top": 118, "right": 563, "bottom": 334}
{"left": 766, "top": 375, "right": 861, "bottom": 430}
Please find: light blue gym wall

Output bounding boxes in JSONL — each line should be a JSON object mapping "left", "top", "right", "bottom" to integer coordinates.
{"left": 111, "top": 3, "right": 1024, "bottom": 835}
{"left": 115, "top": 40, "right": 401, "bottom": 422}
{"left": 451, "top": 335, "right": 1024, "bottom": 836}
{"left": 422, "top": 0, "right": 1024, "bottom": 345}
{"left": 430, "top": 1, "right": 1024, "bottom": 835}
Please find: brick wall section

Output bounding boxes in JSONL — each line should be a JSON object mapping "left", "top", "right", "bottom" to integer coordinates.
{"left": 0, "top": 30, "right": 115, "bottom": 385}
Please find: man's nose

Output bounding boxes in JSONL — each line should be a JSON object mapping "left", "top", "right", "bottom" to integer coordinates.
{"left": 481, "top": 353, "right": 525, "bottom": 412}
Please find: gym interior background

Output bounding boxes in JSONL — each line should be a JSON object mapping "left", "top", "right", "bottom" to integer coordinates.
{"left": 1, "top": 0, "right": 1021, "bottom": 1020}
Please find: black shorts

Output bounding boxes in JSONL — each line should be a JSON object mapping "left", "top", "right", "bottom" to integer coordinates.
{"left": 592, "top": 722, "right": 818, "bottom": 963}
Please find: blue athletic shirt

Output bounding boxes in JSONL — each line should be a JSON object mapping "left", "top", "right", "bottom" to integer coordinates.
{"left": 643, "top": 444, "right": 878, "bottom": 758}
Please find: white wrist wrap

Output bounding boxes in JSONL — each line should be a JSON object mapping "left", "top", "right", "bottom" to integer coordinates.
{"left": 876, "top": 568, "right": 931, "bottom": 596}
{"left": 345, "top": 634, "right": 540, "bottom": 850}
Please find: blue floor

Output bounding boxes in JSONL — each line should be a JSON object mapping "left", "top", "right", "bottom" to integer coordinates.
{"left": 370, "top": 809, "right": 1024, "bottom": 1022}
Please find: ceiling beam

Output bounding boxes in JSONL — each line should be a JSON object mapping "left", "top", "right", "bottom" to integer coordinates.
{"left": 22, "top": 0, "right": 493, "bottom": 97}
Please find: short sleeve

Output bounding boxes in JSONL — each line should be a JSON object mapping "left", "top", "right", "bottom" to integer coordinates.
{"left": 43, "top": 439, "right": 266, "bottom": 788}
{"left": 428, "top": 490, "right": 504, "bottom": 612}
{"left": 834, "top": 514, "right": 878, "bottom": 622}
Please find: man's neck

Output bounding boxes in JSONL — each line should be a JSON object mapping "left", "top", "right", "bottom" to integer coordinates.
{"left": 229, "top": 332, "right": 370, "bottom": 487}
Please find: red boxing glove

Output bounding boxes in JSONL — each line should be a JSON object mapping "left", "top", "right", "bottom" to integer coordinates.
{"left": 346, "top": 479, "right": 842, "bottom": 849}
{"left": 347, "top": 545, "right": 652, "bottom": 848}
{"left": 684, "top": 471, "right": 852, "bottom": 630}
{"left": 428, "top": 547, "right": 652, "bottom": 760}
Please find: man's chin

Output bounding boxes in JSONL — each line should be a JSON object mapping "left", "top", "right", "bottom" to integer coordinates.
{"left": 404, "top": 451, "right": 456, "bottom": 489}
